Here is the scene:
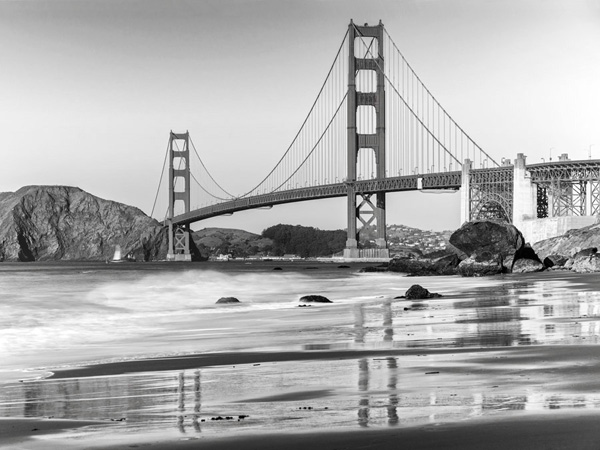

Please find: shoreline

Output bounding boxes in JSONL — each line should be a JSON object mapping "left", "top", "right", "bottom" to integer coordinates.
{"left": 7, "top": 411, "right": 600, "bottom": 449}
{"left": 5, "top": 269, "right": 600, "bottom": 449}
{"left": 47, "top": 342, "right": 600, "bottom": 380}
{"left": 86, "top": 412, "right": 600, "bottom": 450}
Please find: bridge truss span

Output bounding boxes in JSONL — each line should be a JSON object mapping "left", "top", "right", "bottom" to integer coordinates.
{"left": 527, "top": 159, "right": 600, "bottom": 217}
{"left": 468, "top": 166, "right": 514, "bottom": 223}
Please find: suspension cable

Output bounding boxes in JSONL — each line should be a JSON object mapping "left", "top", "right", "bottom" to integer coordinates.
{"left": 150, "top": 137, "right": 170, "bottom": 218}
{"left": 188, "top": 136, "right": 236, "bottom": 198}
{"left": 270, "top": 93, "right": 348, "bottom": 192}
{"left": 352, "top": 23, "right": 461, "bottom": 167}
{"left": 383, "top": 28, "right": 499, "bottom": 167}
{"left": 237, "top": 30, "right": 350, "bottom": 198}
{"left": 189, "top": 171, "right": 232, "bottom": 201}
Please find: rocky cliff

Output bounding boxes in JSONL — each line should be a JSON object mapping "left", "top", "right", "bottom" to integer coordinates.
{"left": 532, "top": 222, "right": 600, "bottom": 261}
{"left": 0, "top": 186, "right": 168, "bottom": 261}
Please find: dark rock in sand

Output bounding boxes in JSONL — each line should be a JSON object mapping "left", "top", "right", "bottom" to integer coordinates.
{"left": 272, "top": 267, "right": 283, "bottom": 271}
{"left": 337, "top": 265, "right": 351, "bottom": 269}
{"left": 543, "top": 254, "right": 569, "bottom": 268}
{"left": 299, "top": 295, "right": 332, "bottom": 303}
{"left": 359, "top": 265, "right": 388, "bottom": 273}
{"left": 403, "top": 284, "right": 441, "bottom": 300}
{"left": 388, "top": 253, "right": 460, "bottom": 276}
{"left": 450, "top": 221, "right": 532, "bottom": 275}
{"left": 216, "top": 297, "right": 241, "bottom": 304}
{"left": 512, "top": 258, "right": 544, "bottom": 274}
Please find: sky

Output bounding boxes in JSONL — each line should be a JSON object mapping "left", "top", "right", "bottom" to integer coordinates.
{"left": 1, "top": 0, "right": 599, "bottom": 233}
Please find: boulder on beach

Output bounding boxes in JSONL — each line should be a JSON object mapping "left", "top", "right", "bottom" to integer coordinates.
{"left": 450, "top": 221, "right": 525, "bottom": 273}
{"left": 216, "top": 297, "right": 241, "bottom": 304}
{"left": 449, "top": 220, "right": 544, "bottom": 276}
{"left": 512, "top": 258, "right": 544, "bottom": 274}
{"left": 403, "top": 284, "right": 441, "bottom": 300}
{"left": 299, "top": 295, "right": 332, "bottom": 303}
{"left": 543, "top": 254, "right": 569, "bottom": 268}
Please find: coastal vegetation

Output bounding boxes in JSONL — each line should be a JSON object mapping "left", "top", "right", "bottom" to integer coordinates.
{"left": 261, "top": 224, "right": 346, "bottom": 258}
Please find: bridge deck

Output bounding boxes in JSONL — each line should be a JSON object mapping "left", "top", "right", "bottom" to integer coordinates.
{"left": 172, "top": 171, "right": 461, "bottom": 225}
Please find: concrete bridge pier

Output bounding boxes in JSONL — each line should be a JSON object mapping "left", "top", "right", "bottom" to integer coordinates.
{"left": 512, "top": 153, "right": 537, "bottom": 232}
{"left": 460, "top": 159, "right": 472, "bottom": 225}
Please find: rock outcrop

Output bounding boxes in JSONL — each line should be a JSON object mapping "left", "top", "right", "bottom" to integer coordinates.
{"left": 450, "top": 221, "right": 524, "bottom": 271}
{"left": 388, "top": 253, "right": 460, "bottom": 276}
{"left": 450, "top": 221, "right": 531, "bottom": 275}
{"left": 216, "top": 297, "right": 241, "bottom": 304}
{"left": 0, "top": 185, "right": 169, "bottom": 261}
{"left": 570, "top": 254, "right": 600, "bottom": 273}
{"left": 299, "top": 295, "right": 332, "bottom": 303}
{"left": 543, "top": 254, "right": 569, "bottom": 268}
{"left": 402, "top": 284, "right": 442, "bottom": 300}
{"left": 511, "top": 258, "right": 544, "bottom": 274}
{"left": 533, "top": 223, "right": 600, "bottom": 262}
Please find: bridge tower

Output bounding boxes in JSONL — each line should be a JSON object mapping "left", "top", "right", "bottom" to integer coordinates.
{"left": 344, "top": 20, "right": 389, "bottom": 259}
{"left": 167, "top": 131, "right": 192, "bottom": 261}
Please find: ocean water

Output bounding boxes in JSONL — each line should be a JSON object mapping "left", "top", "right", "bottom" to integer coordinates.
{"left": 1, "top": 261, "right": 481, "bottom": 382}
{"left": 3, "top": 261, "right": 600, "bottom": 445}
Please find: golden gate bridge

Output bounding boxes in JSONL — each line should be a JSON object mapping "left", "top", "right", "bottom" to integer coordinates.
{"left": 151, "top": 21, "right": 600, "bottom": 261}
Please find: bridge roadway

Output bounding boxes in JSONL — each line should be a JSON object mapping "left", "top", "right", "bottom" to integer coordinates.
{"left": 172, "top": 171, "right": 462, "bottom": 226}
{"left": 170, "top": 159, "right": 600, "bottom": 226}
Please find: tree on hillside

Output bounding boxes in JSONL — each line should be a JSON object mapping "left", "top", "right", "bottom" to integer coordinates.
{"left": 261, "top": 224, "right": 346, "bottom": 257}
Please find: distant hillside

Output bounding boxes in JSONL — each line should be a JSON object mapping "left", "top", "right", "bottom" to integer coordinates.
{"left": 387, "top": 224, "right": 452, "bottom": 255}
{"left": 192, "top": 224, "right": 450, "bottom": 259}
{"left": 261, "top": 224, "right": 346, "bottom": 257}
{"left": 192, "top": 227, "right": 273, "bottom": 259}
{"left": 0, "top": 185, "right": 169, "bottom": 261}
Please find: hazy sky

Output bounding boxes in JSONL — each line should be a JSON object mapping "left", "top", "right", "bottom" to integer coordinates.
{"left": 1, "top": 0, "right": 599, "bottom": 233}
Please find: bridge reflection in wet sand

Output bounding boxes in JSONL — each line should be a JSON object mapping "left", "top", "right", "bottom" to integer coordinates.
{"left": 4, "top": 276, "right": 600, "bottom": 442}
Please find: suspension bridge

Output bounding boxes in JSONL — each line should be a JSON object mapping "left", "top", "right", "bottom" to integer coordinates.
{"left": 152, "top": 21, "right": 600, "bottom": 261}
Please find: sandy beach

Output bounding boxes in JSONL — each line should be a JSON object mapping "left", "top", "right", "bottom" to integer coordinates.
{"left": 4, "top": 266, "right": 600, "bottom": 449}
{"left": 6, "top": 343, "right": 600, "bottom": 449}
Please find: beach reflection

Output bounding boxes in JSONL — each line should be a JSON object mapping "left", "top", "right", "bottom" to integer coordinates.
{"left": 5, "top": 277, "right": 600, "bottom": 439}
{"left": 5, "top": 356, "right": 600, "bottom": 436}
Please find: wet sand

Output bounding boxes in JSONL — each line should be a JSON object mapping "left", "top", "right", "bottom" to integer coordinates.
{"left": 5, "top": 270, "right": 600, "bottom": 449}
{"left": 0, "top": 417, "right": 107, "bottom": 446}
{"left": 84, "top": 412, "right": 600, "bottom": 450}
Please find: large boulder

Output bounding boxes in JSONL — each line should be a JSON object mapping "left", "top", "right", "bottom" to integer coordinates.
{"left": 0, "top": 186, "right": 171, "bottom": 261}
{"left": 450, "top": 221, "right": 526, "bottom": 275}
